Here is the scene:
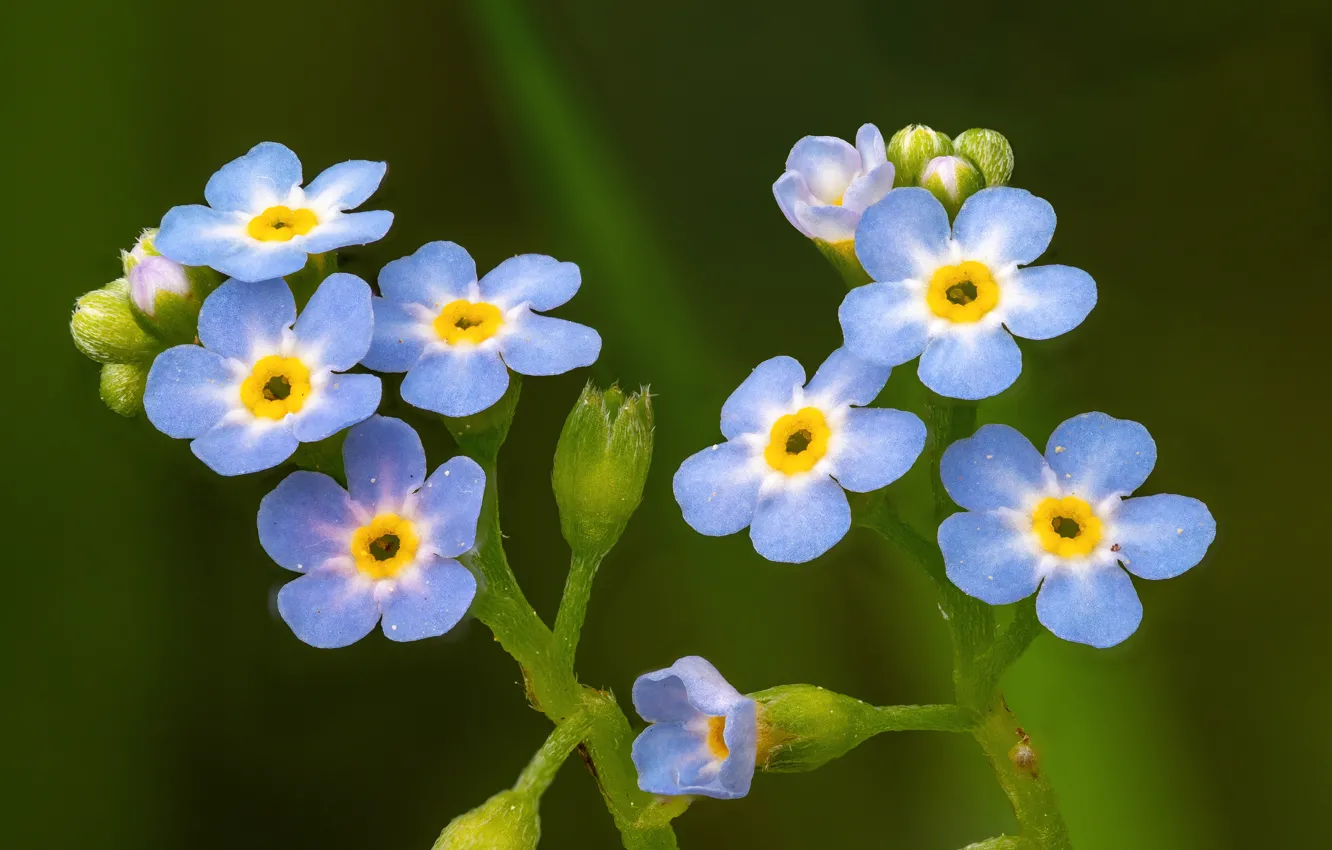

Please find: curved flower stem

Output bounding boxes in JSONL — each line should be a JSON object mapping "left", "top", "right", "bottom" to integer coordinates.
{"left": 514, "top": 709, "right": 594, "bottom": 797}
{"left": 552, "top": 550, "right": 604, "bottom": 677}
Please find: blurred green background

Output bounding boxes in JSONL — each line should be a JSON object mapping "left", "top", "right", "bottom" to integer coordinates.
{"left": 9, "top": 0, "right": 1330, "bottom": 847}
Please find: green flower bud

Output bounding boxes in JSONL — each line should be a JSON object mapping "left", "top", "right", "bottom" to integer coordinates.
{"left": 122, "top": 229, "right": 220, "bottom": 344}
{"left": 920, "top": 155, "right": 986, "bottom": 218}
{"left": 813, "top": 238, "right": 871, "bottom": 290}
{"left": 952, "top": 128, "right": 1014, "bottom": 186}
{"left": 751, "top": 685, "right": 890, "bottom": 773}
{"left": 552, "top": 382, "right": 654, "bottom": 556}
{"left": 70, "top": 280, "right": 161, "bottom": 364}
{"left": 886, "top": 124, "right": 953, "bottom": 187}
{"left": 98, "top": 362, "right": 149, "bottom": 417}
{"left": 432, "top": 790, "right": 539, "bottom": 850}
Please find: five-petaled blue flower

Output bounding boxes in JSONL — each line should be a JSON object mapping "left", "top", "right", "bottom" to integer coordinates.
{"left": 938, "top": 412, "right": 1216, "bottom": 648}
{"left": 156, "top": 142, "right": 393, "bottom": 282}
{"left": 773, "top": 124, "right": 895, "bottom": 244}
{"left": 144, "top": 274, "right": 381, "bottom": 476}
{"left": 673, "top": 348, "right": 926, "bottom": 563}
{"left": 839, "top": 187, "right": 1097, "bottom": 400}
{"left": 258, "top": 416, "right": 482, "bottom": 648}
{"left": 631, "top": 656, "right": 757, "bottom": 799}
{"left": 362, "top": 241, "right": 602, "bottom": 417}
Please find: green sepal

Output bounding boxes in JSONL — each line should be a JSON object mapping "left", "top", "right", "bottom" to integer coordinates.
{"left": 432, "top": 789, "right": 539, "bottom": 850}
{"left": 98, "top": 361, "right": 149, "bottom": 417}
{"left": 70, "top": 280, "right": 162, "bottom": 364}
{"left": 813, "top": 238, "right": 871, "bottom": 290}
{"left": 920, "top": 155, "right": 987, "bottom": 219}
{"left": 751, "top": 685, "right": 886, "bottom": 773}
{"left": 887, "top": 124, "right": 953, "bottom": 187}
{"left": 443, "top": 374, "right": 523, "bottom": 462}
{"left": 285, "top": 251, "right": 339, "bottom": 309}
{"left": 953, "top": 128, "right": 1014, "bottom": 187}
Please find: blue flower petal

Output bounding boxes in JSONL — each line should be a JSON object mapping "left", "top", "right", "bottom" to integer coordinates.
{"left": 303, "top": 160, "right": 386, "bottom": 211}
{"left": 918, "top": 325, "right": 1022, "bottom": 400}
{"left": 854, "top": 188, "right": 950, "bottom": 282}
{"left": 838, "top": 281, "right": 931, "bottom": 368}
{"left": 204, "top": 141, "right": 302, "bottom": 213}
{"left": 1036, "top": 566, "right": 1143, "bottom": 648}
{"left": 277, "top": 566, "right": 380, "bottom": 649}
{"left": 379, "top": 557, "right": 477, "bottom": 642}
{"left": 673, "top": 442, "right": 762, "bottom": 537}
{"left": 192, "top": 421, "right": 300, "bottom": 476}
{"left": 830, "top": 408, "right": 926, "bottom": 492}
{"left": 499, "top": 312, "right": 601, "bottom": 376}
{"left": 1114, "top": 494, "right": 1215, "bottom": 580}
{"left": 1045, "top": 412, "right": 1157, "bottom": 501}
{"left": 750, "top": 475, "right": 850, "bottom": 563}
{"left": 804, "top": 346, "right": 891, "bottom": 408}
{"left": 632, "top": 722, "right": 711, "bottom": 796}
{"left": 720, "top": 356, "right": 805, "bottom": 440}
{"left": 417, "top": 456, "right": 486, "bottom": 559}
{"left": 143, "top": 345, "right": 233, "bottom": 438}
{"left": 940, "top": 424, "right": 1049, "bottom": 512}
{"left": 197, "top": 278, "right": 295, "bottom": 361}
{"left": 400, "top": 349, "right": 510, "bottom": 418}
{"left": 855, "top": 123, "right": 887, "bottom": 170}
{"left": 342, "top": 415, "right": 426, "bottom": 510}
{"left": 841, "top": 162, "right": 894, "bottom": 214}
{"left": 952, "top": 187, "right": 1055, "bottom": 268}
{"left": 718, "top": 701, "right": 758, "bottom": 797}
{"left": 155, "top": 204, "right": 244, "bottom": 265}
{"left": 292, "top": 273, "right": 374, "bottom": 371}
{"left": 773, "top": 171, "right": 814, "bottom": 236}
{"left": 300, "top": 210, "right": 394, "bottom": 255}
{"left": 363, "top": 297, "right": 428, "bottom": 373}
{"left": 477, "top": 254, "right": 581, "bottom": 311}
{"left": 290, "top": 373, "right": 381, "bottom": 443}
{"left": 633, "top": 656, "right": 744, "bottom": 721}
{"left": 257, "top": 471, "right": 356, "bottom": 573}
{"left": 793, "top": 202, "right": 859, "bottom": 243}
{"left": 785, "top": 136, "right": 860, "bottom": 204}
{"left": 379, "top": 241, "right": 477, "bottom": 309}
{"left": 1003, "top": 265, "right": 1098, "bottom": 341}
{"left": 939, "top": 512, "right": 1042, "bottom": 604}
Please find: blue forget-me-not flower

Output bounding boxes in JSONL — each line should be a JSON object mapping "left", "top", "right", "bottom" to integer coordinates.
{"left": 156, "top": 142, "right": 393, "bottom": 282}
{"left": 839, "top": 187, "right": 1097, "bottom": 400}
{"left": 673, "top": 348, "right": 926, "bottom": 563}
{"left": 258, "top": 416, "right": 483, "bottom": 648}
{"left": 938, "top": 412, "right": 1216, "bottom": 648}
{"left": 631, "top": 656, "right": 757, "bottom": 799}
{"left": 143, "top": 274, "right": 381, "bottom": 475}
{"left": 362, "top": 241, "right": 601, "bottom": 418}
{"left": 773, "top": 125, "right": 895, "bottom": 244}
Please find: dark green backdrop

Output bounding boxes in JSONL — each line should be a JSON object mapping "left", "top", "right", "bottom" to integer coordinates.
{"left": 10, "top": 0, "right": 1329, "bottom": 847}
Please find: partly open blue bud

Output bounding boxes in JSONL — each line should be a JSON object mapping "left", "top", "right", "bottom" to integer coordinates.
{"left": 432, "top": 789, "right": 539, "bottom": 850}
{"left": 919, "top": 155, "right": 986, "bottom": 218}
{"left": 952, "top": 128, "right": 1014, "bottom": 187}
{"left": 886, "top": 124, "right": 953, "bottom": 187}
{"left": 122, "top": 229, "right": 219, "bottom": 344}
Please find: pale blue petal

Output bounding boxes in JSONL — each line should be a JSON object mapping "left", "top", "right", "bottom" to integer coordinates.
{"left": 785, "top": 135, "right": 860, "bottom": 204}
{"left": 939, "top": 512, "right": 1042, "bottom": 604}
{"left": 292, "top": 273, "right": 373, "bottom": 371}
{"left": 717, "top": 701, "right": 758, "bottom": 797}
{"left": 379, "top": 557, "right": 477, "bottom": 642}
{"left": 1114, "top": 495, "right": 1215, "bottom": 580}
{"left": 477, "top": 254, "right": 581, "bottom": 311}
{"left": 632, "top": 723, "right": 710, "bottom": 796}
{"left": 854, "top": 188, "right": 950, "bottom": 282}
{"left": 204, "top": 141, "right": 302, "bottom": 212}
{"left": 342, "top": 415, "right": 426, "bottom": 510}
{"left": 804, "top": 346, "right": 891, "bottom": 407}
{"left": 773, "top": 171, "right": 814, "bottom": 236}
{"left": 792, "top": 201, "right": 859, "bottom": 243}
{"left": 303, "top": 160, "right": 386, "bottom": 211}
{"left": 378, "top": 241, "right": 477, "bottom": 309}
{"left": 417, "top": 456, "right": 486, "bottom": 559}
{"left": 838, "top": 281, "right": 930, "bottom": 367}
{"left": 1037, "top": 566, "right": 1143, "bottom": 648}
{"left": 855, "top": 123, "right": 887, "bottom": 170}
{"left": 197, "top": 278, "right": 295, "bottom": 361}
{"left": 1003, "top": 265, "right": 1097, "bottom": 341}
{"left": 401, "top": 349, "right": 510, "bottom": 418}
{"left": 918, "top": 326, "right": 1022, "bottom": 400}
{"left": 633, "top": 656, "right": 745, "bottom": 721}
{"left": 300, "top": 210, "right": 394, "bottom": 254}
{"left": 830, "top": 408, "right": 927, "bottom": 492}
{"left": 750, "top": 476, "right": 851, "bottom": 563}
{"left": 940, "top": 424, "right": 1049, "bottom": 512}
{"left": 191, "top": 421, "right": 299, "bottom": 476}
{"left": 673, "top": 442, "right": 762, "bottom": 537}
{"left": 156, "top": 204, "right": 308, "bottom": 282}
{"left": 841, "top": 162, "right": 894, "bottom": 214}
{"left": 720, "top": 356, "right": 805, "bottom": 440}
{"left": 290, "top": 373, "right": 381, "bottom": 443}
{"left": 143, "top": 345, "right": 232, "bottom": 439}
{"left": 952, "top": 187, "right": 1056, "bottom": 267}
{"left": 362, "top": 297, "right": 428, "bottom": 373}
{"left": 499, "top": 312, "right": 601, "bottom": 376}
{"left": 257, "top": 472, "right": 356, "bottom": 573}
{"left": 214, "top": 241, "right": 310, "bottom": 283}
{"left": 277, "top": 566, "right": 380, "bottom": 649}
{"left": 1045, "top": 412, "right": 1157, "bottom": 501}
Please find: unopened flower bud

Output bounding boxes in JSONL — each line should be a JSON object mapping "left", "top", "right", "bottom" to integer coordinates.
{"left": 99, "top": 362, "right": 149, "bottom": 417}
{"left": 920, "top": 155, "right": 986, "bottom": 218}
{"left": 552, "top": 382, "right": 654, "bottom": 556}
{"left": 751, "top": 685, "right": 887, "bottom": 773}
{"left": 122, "top": 229, "right": 218, "bottom": 343}
{"left": 886, "top": 124, "right": 953, "bottom": 187}
{"left": 432, "top": 790, "right": 539, "bottom": 850}
{"left": 70, "top": 280, "right": 159, "bottom": 364}
{"left": 952, "top": 128, "right": 1014, "bottom": 187}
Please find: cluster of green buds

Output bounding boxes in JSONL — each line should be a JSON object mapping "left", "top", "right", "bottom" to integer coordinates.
{"left": 887, "top": 125, "right": 1015, "bottom": 217}
{"left": 68, "top": 230, "right": 220, "bottom": 416}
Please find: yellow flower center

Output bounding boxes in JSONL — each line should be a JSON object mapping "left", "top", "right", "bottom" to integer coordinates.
{"left": 926, "top": 261, "right": 1000, "bottom": 323}
{"left": 764, "top": 407, "right": 831, "bottom": 475}
{"left": 349, "top": 514, "right": 421, "bottom": 580}
{"left": 1031, "top": 496, "right": 1103, "bottom": 558}
{"left": 705, "top": 715, "right": 729, "bottom": 760}
{"left": 433, "top": 300, "right": 504, "bottom": 345}
{"left": 239, "top": 355, "right": 311, "bottom": 420}
{"left": 246, "top": 205, "right": 318, "bottom": 242}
